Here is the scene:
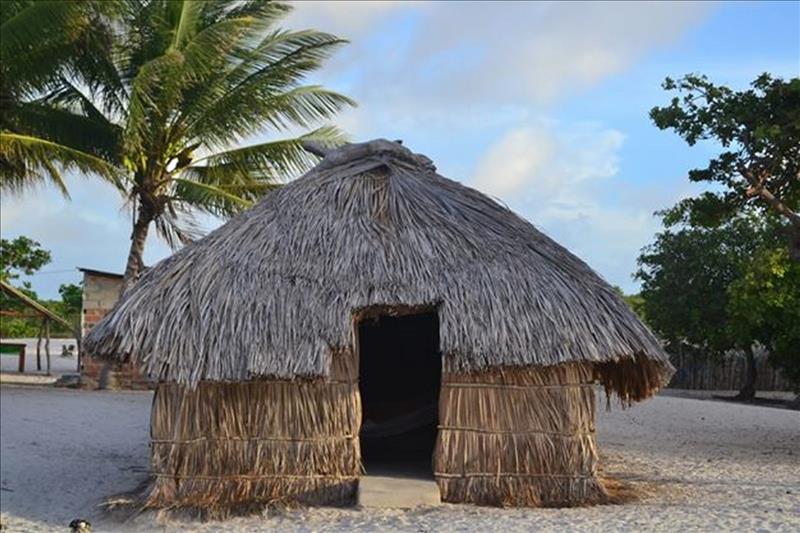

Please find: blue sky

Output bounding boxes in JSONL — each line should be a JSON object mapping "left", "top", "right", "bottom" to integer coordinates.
{"left": 2, "top": 0, "right": 798, "bottom": 299}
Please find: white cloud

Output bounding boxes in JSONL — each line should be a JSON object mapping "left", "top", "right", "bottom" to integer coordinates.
{"left": 286, "top": 1, "right": 421, "bottom": 37}
{"left": 294, "top": 1, "right": 713, "bottom": 121}
{"left": 472, "top": 128, "right": 557, "bottom": 196}
{"left": 491, "top": 1, "right": 713, "bottom": 103}
{"left": 471, "top": 123, "right": 624, "bottom": 203}
{"left": 284, "top": 1, "right": 714, "bottom": 159}
{"left": 469, "top": 122, "right": 662, "bottom": 289}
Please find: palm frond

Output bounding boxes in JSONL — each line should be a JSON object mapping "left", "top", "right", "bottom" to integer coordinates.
{"left": 153, "top": 200, "right": 203, "bottom": 250}
{"left": 174, "top": 13, "right": 257, "bottom": 83}
{"left": 186, "top": 126, "right": 348, "bottom": 183}
{"left": 124, "top": 50, "right": 186, "bottom": 155}
{"left": 171, "top": 177, "right": 256, "bottom": 218}
{"left": 1, "top": 1, "right": 80, "bottom": 58}
{"left": 191, "top": 85, "right": 354, "bottom": 149}
{"left": 178, "top": 29, "right": 352, "bottom": 146}
{"left": 170, "top": 0, "right": 204, "bottom": 51}
{"left": 9, "top": 99, "right": 121, "bottom": 162}
{"left": 1, "top": 1, "right": 122, "bottom": 97}
{"left": 0, "top": 132, "right": 124, "bottom": 197}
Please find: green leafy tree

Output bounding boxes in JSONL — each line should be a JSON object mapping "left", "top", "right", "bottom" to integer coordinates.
{"left": 0, "top": 236, "right": 51, "bottom": 282}
{"left": 2, "top": 1, "right": 354, "bottom": 288}
{"left": 58, "top": 283, "right": 83, "bottom": 315}
{"left": 0, "top": 236, "right": 50, "bottom": 337}
{"left": 728, "top": 247, "right": 800, "bottom": 393}
{"left": 650, "top": 74, "right": 800, "bottom": 259}
{"left": 635, "top": 215, "right": 769, "bottom": 398}
{"left": 0, "top": 1, "right": 123, "bottom": 193}
{"left": 612, "top": 286, "right": 647, "bottom": 322}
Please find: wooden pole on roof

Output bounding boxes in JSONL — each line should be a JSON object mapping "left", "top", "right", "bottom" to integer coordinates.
{"left": 45, "top": 319, "right": 51, "bottom": 376}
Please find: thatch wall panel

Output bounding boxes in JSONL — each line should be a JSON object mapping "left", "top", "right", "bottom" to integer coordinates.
{"left": 435, "top": 364, "right": 606, "bottom": 506}
{"left": 150, "top": 439, "right": 359, "bottom": 477}
{"left": 329, "top": 348, "right": 358, "bottom": 382}
{"left": 147, "top": 373, "right": 360, "bottom": 512}
{"left": 436, "top": 431, "right": 598, "bottom": 475}
{"left": 152, "top": 381, "right": 360, "bottom": 440}
{"left": 439, "top": 385, "right": 595, "bottom": 434}
{"left": 146, "top": 477, "right": 357, "bottom": 513}
{"left": 436, "top": 476, "right": 606, "bottom": 508}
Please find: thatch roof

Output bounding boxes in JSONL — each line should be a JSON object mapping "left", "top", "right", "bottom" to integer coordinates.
{"left": 1, "top": 280, "right": 73, "bottom": 329}
{"left": 85, "top": 139, "right": 673, "bottom": 392}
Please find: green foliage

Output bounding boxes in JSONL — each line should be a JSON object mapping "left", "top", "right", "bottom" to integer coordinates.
{"left": 728, "top": 248, "right": 800, "bottom": 390}
{"left": 0, "top": 236, "right": 77, "bottom": 337}
{"left": 0, "top": 281, "right": 38, "bottom": 315}
{"left": 2, "top": 1, "right": 355, "bottom": 283}
{"left": 646, "top": 72, "right": 800, "bottom": 390}
{"left": 650, "top": 73, "right": 800, "bottom": 256}
{"left": 0, "top": 287, "right": 78, "bottom": 338}
{"left": 636, "top": 211, "right": 800, "bottom": 389}
{"left": 58, "top": 283, "right": 82, "bottom": 315}
{"left": 0, "top": 0, "right": 124, "bottom": 193}
{"left": 635, "top": 215, "right": 767, "bottom": 355}
{"left": 0, "top": 299, "right": 76, "bottom": 338}
{"left": 0, "top": 317, "right": 38, "bottom": 338}
{"left": 0, "top": 236, "right": 51, "bottom": 281}
{"left": 623, "top": 293, "right": 647, "bottom": 323}
{"left": 611, "top": 286, "right": 647, "bottom": 322}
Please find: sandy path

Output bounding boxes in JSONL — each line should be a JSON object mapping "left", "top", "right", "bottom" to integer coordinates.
{"left": 0, "top": 387, "right": 151, "bottom": 531}
{"left": 1, "top": 386, "right": 798, "bottom": 532}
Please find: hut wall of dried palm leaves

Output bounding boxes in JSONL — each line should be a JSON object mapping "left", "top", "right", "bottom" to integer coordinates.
{"left": 146, "top": 352, "right": 621, "bottom": 512}
{"left": 146, "top": 352, "right": 360, "bottom": 516}
{"left": 435, "top": 362, "right": 607, "bottom": 507}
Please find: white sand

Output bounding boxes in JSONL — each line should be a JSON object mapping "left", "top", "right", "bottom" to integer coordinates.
{"left": 1, "top": 386, "right": 798, "bottom": 532}
{"left": 0, "top": 338, "right": 79, "bottom": 376}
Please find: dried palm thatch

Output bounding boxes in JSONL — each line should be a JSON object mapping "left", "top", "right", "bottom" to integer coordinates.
{"left": 85, "top": 139, "right": 673, "bottom": 395}
{"left": 435, "top": 362, "right": 606, "bottom": 507}
{"left": 86, "top": 139, "right": 673, "bottom": 512}
{"left": 146, "top": 351, "right": 360, "bottom": 517}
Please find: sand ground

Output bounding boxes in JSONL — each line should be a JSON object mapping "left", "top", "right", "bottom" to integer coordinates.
{"left": 0, "top": 338, "right": 79, "bottom": 377}
{"left": 1, "top": 386, "right": 798, "bottom": 532}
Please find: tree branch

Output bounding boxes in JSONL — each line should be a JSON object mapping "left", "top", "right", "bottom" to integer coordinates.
{"left": 739, "top": 164, "right": 800, "bottom": 227}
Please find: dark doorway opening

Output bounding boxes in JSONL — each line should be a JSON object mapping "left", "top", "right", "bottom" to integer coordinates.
{"left": 357, "top": 310, "right": 441, "bottom": 479}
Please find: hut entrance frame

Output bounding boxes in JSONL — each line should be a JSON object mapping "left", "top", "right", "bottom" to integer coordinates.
{"left": 353, "top": 305, "right": 442, "bottom": 479}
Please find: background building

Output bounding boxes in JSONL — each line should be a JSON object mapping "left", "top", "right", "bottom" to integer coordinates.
{"left": 79, "top": 268, "right": 150, "bottom": 389}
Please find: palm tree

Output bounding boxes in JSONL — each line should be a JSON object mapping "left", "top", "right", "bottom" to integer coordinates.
{"left": 3, "top": 1, "right": 354, "bottom": 287}
{"left": 0, "top": 1, "right": 124, "bottom": 194}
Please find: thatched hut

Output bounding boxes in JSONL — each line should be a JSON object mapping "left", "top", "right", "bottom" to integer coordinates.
{"left": 85, "top": 139, "right": 673, "bottom": 513}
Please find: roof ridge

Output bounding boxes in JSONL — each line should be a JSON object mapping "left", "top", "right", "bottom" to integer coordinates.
{"left": 316, "top": 139, "right": 436, "bottom": 173}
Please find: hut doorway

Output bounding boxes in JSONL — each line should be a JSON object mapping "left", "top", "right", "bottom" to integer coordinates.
{"left": 357, "top": 310, "right": 441, "bottom": 479}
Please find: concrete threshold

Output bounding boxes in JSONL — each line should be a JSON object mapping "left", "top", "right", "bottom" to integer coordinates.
{"left": 358, "top": 475, "right": 441, "bottom": 508}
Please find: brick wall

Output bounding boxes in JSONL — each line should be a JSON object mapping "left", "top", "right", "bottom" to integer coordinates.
{"left": 80, "top": 271, "right": 153, "bottom": 390}
{"left": 81, "top": 274, "right": 124, "bottom": 337}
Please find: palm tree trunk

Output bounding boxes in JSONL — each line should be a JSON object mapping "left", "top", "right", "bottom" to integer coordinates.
{"left": 122, "top": 208, "right": 152, "bottom": 291}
